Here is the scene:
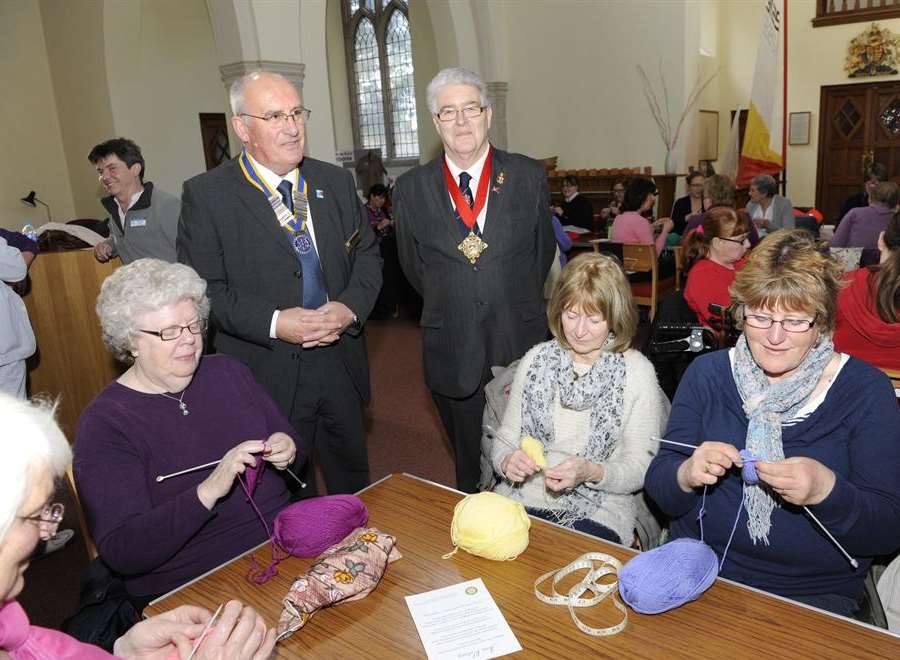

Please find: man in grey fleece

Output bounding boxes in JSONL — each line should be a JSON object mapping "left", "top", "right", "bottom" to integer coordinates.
{"left": 88, "top": 137, "right": 180, "bottom": 263}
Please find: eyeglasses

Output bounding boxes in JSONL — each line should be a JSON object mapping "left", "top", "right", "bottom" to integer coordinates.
{"left": 435, "top": 105, "right": 485, "bottom": 122}
{"left": 742, "top": 308, "right": 817, "bottom": 332}
{"left": 240, "top": 108, "right": 311, "bottom": 126}
{"left": 719, "top": 235, "right": 750, "bottom": 246}
{"left": 139, "top": 321, "right": 206, "bottom": 341}
{"left": 21, "top": 503, "right": 65, "bottom": 537}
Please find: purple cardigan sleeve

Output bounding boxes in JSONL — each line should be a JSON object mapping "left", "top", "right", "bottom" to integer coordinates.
{"left": 75, "top": 410, "right": 216, "bottom": 576}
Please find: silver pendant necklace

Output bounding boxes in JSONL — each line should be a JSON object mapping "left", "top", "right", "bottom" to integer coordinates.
{"left": 159, "top": 390, "right": 189, "bottom": 416}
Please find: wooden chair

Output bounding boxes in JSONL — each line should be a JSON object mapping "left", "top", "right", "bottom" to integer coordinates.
{"left": 672, "top": 245, "right": 684, "bottom": 290}
{"left": 622, "top": 244, "right": 677, "bottom": 321}
{"left": 66, "top": 463, "right": 98, "bottom": 560}
{"left": 590, "top": 242, "right": 677, "bottom": 321}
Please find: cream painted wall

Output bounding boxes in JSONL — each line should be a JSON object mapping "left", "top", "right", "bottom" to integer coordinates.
{"left": 502, "top": 0, "right": 688, "bottom": 171}
{"left": 0, "top": 0, "right": 75, "bottom": 230}
{"left": 104, "top": 0, "right": 228, "bottom": 200}
{"left": 299, "top": 1, "right": 339, "bottom": 162}
{"left": 39, "top": 0, "right": 116, "bottom": 219}
{"left": 326, "top": 0, "right": 354, "bottom": 157}
{"left": 410, "top": 0, "right": 442, "bottom": 164}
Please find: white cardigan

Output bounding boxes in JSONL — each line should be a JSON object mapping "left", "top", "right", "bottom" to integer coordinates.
{"left": 491, "top": 343, "right": 670, "bottom": 543}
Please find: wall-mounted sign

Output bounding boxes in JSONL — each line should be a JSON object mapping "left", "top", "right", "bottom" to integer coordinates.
{"left": 845, "top": 23, "right": 900, "bottom": 78}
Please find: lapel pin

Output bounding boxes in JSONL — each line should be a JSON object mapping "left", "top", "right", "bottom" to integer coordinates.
{"left": 316, "top": 189, "right": 325, "bottom": 199}
{"left": 493, "top": 171, "right": 505, "bottom": 193}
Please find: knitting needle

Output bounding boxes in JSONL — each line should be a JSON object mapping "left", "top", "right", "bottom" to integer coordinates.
{"left": 156, "top": 460, "right": 220, "bottom": 482}
{"left": 186, "top": 602, "right": 224, "bottom": 660}
{"left": 156, "top": 459, "right": 307, "bottom": 489}
{"left": 803, "top": 506, "right": 859, "bottom": 569}
{"left": 653, "top": 437, "right": 859, "bottom": 569}
{"left": 655, "top": 437, "right": 700, "bottom": 451}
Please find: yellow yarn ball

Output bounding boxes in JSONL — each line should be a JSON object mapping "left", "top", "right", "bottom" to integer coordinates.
{"left": 520, "top": 435, "right": 546, "bottom": 468}
{"left": 449, "top": 492, "right": 531, "bottom": 561}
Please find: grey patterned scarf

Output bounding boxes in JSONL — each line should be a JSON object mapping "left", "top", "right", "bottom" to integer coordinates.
{"left": 520, "top": 339, "right": 625, "bottom": 528}
{"left": 731, "top": 332, "right": 835, "bottom": 544}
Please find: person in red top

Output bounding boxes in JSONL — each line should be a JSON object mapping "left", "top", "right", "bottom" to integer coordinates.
{"left": 834, "top": 213, "right": 900, "bottom": 371}
{"left": 682, "top": 207, "right": 752, "bottom": 326}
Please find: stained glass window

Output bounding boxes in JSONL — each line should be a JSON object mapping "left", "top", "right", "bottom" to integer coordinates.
{"left": 343, "top": 0, "right": 419, "bottom": 161}
{"left": 385, "top": 11, "right": 418, "bottom": 158}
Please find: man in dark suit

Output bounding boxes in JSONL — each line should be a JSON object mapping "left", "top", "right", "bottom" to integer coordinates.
{"left": 178, "top": 71, "right": 381, "bottom": 495}
{"left": 394, "top": 67, "right": 556, "bottom": 493}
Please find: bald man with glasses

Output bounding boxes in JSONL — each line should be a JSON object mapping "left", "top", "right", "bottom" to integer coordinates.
{"left": 178, "top": 71, "right": 381, "bottom": 496}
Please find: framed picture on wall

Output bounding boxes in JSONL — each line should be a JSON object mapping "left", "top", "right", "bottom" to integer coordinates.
{"left": 789, "top": 112, "right": 811, "bottom": 145}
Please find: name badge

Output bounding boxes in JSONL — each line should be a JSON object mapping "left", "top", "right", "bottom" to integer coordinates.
{"left": 129, "top": 218, "right": 147, "bottom": 228}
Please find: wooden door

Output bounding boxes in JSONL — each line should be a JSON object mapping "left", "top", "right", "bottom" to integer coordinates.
{"left": 198, "top": 113, "right": 231, "bottom": 171}
{"left": 816, "top": 81, "right": 900, "bottom": 224}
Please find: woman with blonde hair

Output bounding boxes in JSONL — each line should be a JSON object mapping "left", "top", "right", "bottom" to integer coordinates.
{"left": 491, "top": 253, "right": 669, "bottom": 543}
{"left": 645, "top": 230, "right": 900, "bottom": 616}
{"left": 682, "top": 207, "right": 752, "bottom": 326}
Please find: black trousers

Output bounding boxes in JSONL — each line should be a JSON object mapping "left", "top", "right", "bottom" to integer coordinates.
{"left": 289, "top": 346, "right": 370, "bottom": 496}
{"left": 432, "top": 380, "right": 488, "bottom": 494}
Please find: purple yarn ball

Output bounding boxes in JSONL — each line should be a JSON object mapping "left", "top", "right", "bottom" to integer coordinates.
{"left": 739, "top": 449, "right": 760, "bottom": 485}
{"left": 274, "top": 494, "right": 369, "bottom": 557}
{"left": 619, "top": 538, "right": 719, "bottom": 614}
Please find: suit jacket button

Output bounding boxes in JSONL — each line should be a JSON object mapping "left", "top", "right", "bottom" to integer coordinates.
{"left": 294, "top": 270, "right": 302, "bottom": 278}
{"left": 473, "top": 266, "right": 479, "bottom": 271}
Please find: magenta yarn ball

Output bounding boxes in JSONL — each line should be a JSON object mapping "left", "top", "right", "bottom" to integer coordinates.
{"left": 274, "top": 495, "right": 369, "bottom": 557}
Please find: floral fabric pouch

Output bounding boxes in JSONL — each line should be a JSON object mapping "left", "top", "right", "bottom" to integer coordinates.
{"left": 276, "top": 527, "right": 401, "bottom": 640}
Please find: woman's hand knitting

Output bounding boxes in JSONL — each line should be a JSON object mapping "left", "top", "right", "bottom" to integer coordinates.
{"left": 544, "top": 457, "right": 603, "bottom": 492}
{"left": 501, "top": 450, "right": 541, "bottom": 483}
{"left": 754, "top": 457, "right": 836, "bottom": 506}
{"left": 174, "top": 600, "right": 276, "bottom": 660}
{"left": 262, "top": 432, "right": 296, "bottom": 470}
{"left": 197, "top": 440, "right": 266, "bottom": 510}
{"left": 676, "top": 441, "right": 742, "bottom": 492}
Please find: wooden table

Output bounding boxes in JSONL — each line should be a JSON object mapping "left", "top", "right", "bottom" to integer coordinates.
{"left": 147, "top": 474, "right": 900, "bottom": 658}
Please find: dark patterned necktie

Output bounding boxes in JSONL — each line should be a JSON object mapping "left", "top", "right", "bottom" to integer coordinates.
{"left": 454, "top": 171, "right": 479, "bottom": 237}
{"left": 458, "top": 171, "right": 474, "bottom": 208}
{"left": 277, "top": 179, "right": 327, "bottom": 309}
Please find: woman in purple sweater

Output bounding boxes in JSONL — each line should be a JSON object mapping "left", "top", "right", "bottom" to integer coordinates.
{"left": 75, "top": 259, "right": 308, "bottom": 605}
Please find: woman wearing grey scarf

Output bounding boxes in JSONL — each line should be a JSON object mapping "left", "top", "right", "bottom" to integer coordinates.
{"left": 645, "top": 230, "right": 900, "bottom": 617}
{"left": 492, "top": 254, "right": 669, "bottom": 545}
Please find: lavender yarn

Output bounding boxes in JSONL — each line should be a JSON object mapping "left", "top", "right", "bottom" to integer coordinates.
{"left": 274, "top": 495, "right": 369, "bottom": 558}
{"left": 740, "top": 449, "right": 760, "bottom": 485}
{"left": 619, "top": 538, "right": 719, "bottom": 614}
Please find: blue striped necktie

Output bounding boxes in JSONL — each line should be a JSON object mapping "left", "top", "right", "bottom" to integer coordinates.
{"left": 277, "top": 179, "right": 327, "bottom": 309}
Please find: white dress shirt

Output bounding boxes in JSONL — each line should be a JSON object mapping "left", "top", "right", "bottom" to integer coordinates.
{"left": 245, "top": 153, "right": 325, "bottom": 337}
{"left": 444, "top": 146, "right": 491, "bottom": 233}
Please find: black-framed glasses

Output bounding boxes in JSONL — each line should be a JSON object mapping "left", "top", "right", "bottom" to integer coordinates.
{"left": 240, "top": 108, "right": 311, "bottom": 126}
{"left": 719, "top": 235, "right": 750, "bottom": 246}
{"left": 435, "top": 105, "right": 485, "bottom": 122}
{"left": 139, "top": 321, "right": 206, "bottom": 341}
{"left": 741, "top": 307, "right": 817, "bottom": 333}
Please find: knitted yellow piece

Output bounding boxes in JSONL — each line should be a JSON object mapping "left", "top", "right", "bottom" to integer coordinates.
{"left": 445, "top": 492, "right": 531, "bottom": 561}
{"left": 520, "top": 436, "right": 547, "bottom": 468}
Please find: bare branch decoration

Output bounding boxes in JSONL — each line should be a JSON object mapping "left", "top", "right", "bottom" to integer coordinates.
{"left": 637, "top": 62, "right": 718, "bottom": 152}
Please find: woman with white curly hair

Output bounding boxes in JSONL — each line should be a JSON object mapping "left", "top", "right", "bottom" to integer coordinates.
{"left": 75, "top": 259, "right": 308, "bottom": 608}
{"left": 0, "top": 393, "right": 276, "bottom": 658}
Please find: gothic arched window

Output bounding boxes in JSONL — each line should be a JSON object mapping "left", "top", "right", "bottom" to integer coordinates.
{"left": 343, "top": 0, "right": 419, "bottom": 163}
